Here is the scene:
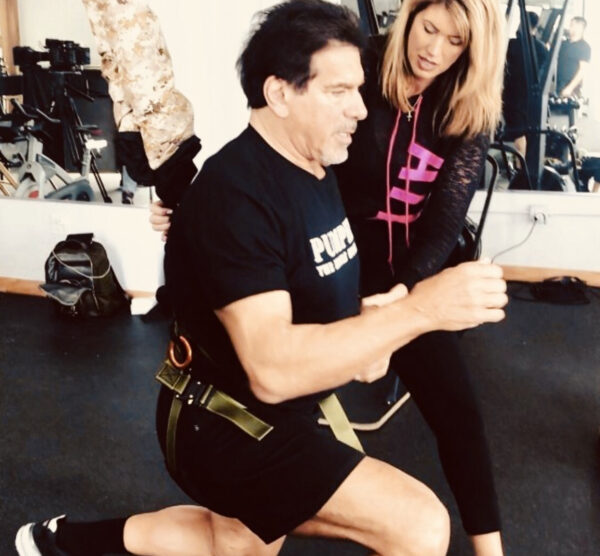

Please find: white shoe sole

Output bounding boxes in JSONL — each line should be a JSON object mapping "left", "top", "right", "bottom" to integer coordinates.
{"left": 15, "top": 523, "right": 42, "bottom": 556}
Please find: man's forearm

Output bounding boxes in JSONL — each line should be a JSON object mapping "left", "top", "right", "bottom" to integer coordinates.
{"left": 243, "top": 297, "right": 431, "bottom": 403}
{"left": 218, "top": 262, "right": 506, "bottom": 404}
{"left": 562, "top": 64, "right": 586, "bottom": 95}
{"left": 565, "top": 71, "right": 583, "bottom": 92}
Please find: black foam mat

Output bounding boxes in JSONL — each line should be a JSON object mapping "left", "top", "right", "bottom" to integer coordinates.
{"left": 1, "top": 287, "right": 599, "bottom": 555}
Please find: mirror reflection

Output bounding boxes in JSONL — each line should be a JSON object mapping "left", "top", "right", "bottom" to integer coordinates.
{"left": 0, "top": 36, "right": 122, "bottom": 203}
{"left": 0, "top": 3, "right": 173, "bottom": 207}
{"left": 365, "top": 0, "right": 600, "bottom": 193}
{"left": 0, "top": 0, "right": 598, "bottom": 206}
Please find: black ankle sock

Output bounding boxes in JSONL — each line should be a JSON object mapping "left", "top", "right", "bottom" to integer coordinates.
{"left": 56, "top": 517, "right": 129, "bottom": 555}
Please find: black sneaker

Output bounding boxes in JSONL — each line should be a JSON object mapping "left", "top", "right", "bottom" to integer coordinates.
{"left": 15, "top": 514, "right": 71, "bottom": 555}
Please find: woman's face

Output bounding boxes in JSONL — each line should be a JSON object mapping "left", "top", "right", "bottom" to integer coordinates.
{"left": 406, "top": 2, "right": 467, "bottom": 91}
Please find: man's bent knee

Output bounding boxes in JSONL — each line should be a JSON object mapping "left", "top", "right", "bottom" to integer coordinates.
{"left": 303, "top": 458, "right": 450, "bottom": 556}
{"left": 411, "top": 495, "right": 450, "bottom": 556}
{"left": 379, "top": 489, "right": 450, "bottom": 556}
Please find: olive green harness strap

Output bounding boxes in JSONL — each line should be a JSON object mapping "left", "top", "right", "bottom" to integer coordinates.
{"left": 204, "top": 388, "right": 273, "bottom": 440}
{"left": 319, "top": 393, "right": 364, "bottom": 453}
{"left": 157, "top": 359, "right": 274, "bottom": 475}
{"left": 166, "top": 395, "right": 183, "bottom": 474}
{"left": 158, "top": 332, "right": 363, "bottom": 474}
{"left": 164, "top": 390, "right": 363, "bottom": 475}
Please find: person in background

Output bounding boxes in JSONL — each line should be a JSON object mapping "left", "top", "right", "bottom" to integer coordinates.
{"left": 503, "top": 10, "right": 549, "bottom": 159}
{"left": 557, "top": 16, "right": 590, "bottom": 99}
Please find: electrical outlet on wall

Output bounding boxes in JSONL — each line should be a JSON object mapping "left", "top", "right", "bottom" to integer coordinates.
{"left": 528, "top": 205, "right": 548, "bottom": 225}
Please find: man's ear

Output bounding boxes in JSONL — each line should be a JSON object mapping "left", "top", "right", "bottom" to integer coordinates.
{"left": 263, "top": 75, "right": 290, "bottom": 118}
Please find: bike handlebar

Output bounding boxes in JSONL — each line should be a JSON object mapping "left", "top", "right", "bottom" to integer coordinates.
{"left": 35, "top": 108, "right": 61, "bottom": 125}
{"left": 10, "top": 99, "right": 38, "bottom": 120}
{"left": 9, "top": 99, "right": 61, "bottom": 125}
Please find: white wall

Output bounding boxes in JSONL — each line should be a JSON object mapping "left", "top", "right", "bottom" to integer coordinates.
{"left": 5, "top": 0, "right": 600, "bottom": 294}
{"left": 147, "top": 0, "right": 278, "bottom": 167}
{"left": 468, "top": 190, "right": 600, "bottom": 272}
{"left": 0, "top": 197, "right": 164, "bottom": 292}
{"left": 2, "top": 190, "right": 598, "bottom": 297}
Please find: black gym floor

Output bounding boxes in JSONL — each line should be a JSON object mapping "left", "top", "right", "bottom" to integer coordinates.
{"left": 1, "top": 285, "right": 599, "bottom": 555}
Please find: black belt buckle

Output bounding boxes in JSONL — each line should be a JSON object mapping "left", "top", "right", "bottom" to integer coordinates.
{"left": 183, "top": 380, "right": 214, "bottom": 407}
{"left": 155, "top": 360, "right": 191, "bottom": 396}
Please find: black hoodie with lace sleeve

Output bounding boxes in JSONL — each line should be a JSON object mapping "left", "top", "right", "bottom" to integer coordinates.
{"left": 335, "top": 36, "right": 489, "bottom": 294}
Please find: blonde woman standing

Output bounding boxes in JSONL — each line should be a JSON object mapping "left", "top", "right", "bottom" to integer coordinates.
{"left": 336, "top": 1, "right": 506, "bottom": 555}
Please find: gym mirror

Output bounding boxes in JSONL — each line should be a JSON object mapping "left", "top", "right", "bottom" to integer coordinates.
{"left": 352, "top": 0, "right": 599, "bottom": 194}
{"left": 0, "top": 1, "right": 137, "bottom": 205}
{"left": 2, "top": 0, "right": 598, "bottom": 204}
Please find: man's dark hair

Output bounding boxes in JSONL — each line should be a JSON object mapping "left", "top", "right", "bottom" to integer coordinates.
{"left": 237, "top": 0, "right": 365, "bottom": 108}
{"left": 572, "top": 16, "right": 587, "bottom": 29}
{"left": 526, "top": 11, "right": 539, "bottom": 31}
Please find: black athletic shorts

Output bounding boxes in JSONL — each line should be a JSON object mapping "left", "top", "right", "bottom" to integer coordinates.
{"left": 156, "top": 386, "right": 364, "bottom": 543}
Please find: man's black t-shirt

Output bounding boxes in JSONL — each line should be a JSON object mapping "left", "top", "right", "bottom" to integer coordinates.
{"left": 164, "top": 126, "right": 360, "bottom": 409}
{"left": 557, "top": 38, "right": 591, "bottom": 93}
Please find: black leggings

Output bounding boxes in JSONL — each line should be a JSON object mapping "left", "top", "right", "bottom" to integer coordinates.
{"left": 392, "top": 330, "right": 501, "bottom": 535}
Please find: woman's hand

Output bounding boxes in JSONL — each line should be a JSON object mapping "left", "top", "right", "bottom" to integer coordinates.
{"left": 149, "top": 200, "right": 173, "bottom": 241}
{"left": 361, "top": 283, "right": 408, "bottom": 309}
{"left": 354, "top": 283, "right": 409, "bottom": 383}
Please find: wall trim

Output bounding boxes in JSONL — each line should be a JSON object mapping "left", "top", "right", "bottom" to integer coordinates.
{"left": 501, "top": 266, "right": 600, "bottom": 287}
{"left": 0, "top": 277, "right": 155, "bottom": 298}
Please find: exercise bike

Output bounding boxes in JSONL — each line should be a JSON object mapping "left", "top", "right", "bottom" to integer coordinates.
{"left": 0, "top": 100, "right": 105, "bottom": 201}
{"left": 494, "top": 124, "right": 586, "bottom": 192}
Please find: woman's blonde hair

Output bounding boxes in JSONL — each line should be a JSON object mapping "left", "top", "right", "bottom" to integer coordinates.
{"left": 381, "top": 0, "right": 505, "bottom": 138}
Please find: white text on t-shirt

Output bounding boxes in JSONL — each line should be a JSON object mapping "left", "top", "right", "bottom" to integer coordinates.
{"left": 309, "top": 217, "right": 358, "bottom": 277}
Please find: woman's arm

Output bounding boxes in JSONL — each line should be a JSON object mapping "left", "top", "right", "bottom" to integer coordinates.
{"left": 395, "top": 133, "right": 490, "bottom": 287}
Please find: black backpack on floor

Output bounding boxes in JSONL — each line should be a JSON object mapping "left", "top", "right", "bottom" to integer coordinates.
{"left": 40, "top": 233, "right": 131, "bottom": 318}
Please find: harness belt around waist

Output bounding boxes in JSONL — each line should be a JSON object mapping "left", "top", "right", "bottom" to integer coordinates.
{"left": 156, "top": 334, "right": 364, "bottom": 474}
{"left": 155, "top": 358, "right": 273, "bottom": 473}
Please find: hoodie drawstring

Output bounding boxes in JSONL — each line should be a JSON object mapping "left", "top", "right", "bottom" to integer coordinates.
{"left": 384, "top": 95, "right": 422, "bottom": 270}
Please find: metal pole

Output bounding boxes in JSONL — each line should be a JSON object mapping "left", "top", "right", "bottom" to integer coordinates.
{"left": 526, "top": 0, "right": 570, "bottom": 189}
{"left": 505, "top": 0, "right": 515, "bottom": 19}
{"left": 355, "top": 0, "right": 379, "bottom": 35}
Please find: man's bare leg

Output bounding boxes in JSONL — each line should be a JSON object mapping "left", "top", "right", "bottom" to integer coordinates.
{"left": 294, "top": 457, "right": 450, "bottom": 556}
{"left": 123, "top": 456, "right": 448, "bottom": 556}
{"left": 124, "top": 505, "right": 285, "bottom": 556}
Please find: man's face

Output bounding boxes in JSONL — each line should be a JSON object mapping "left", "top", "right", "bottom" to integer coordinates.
{"left": 568, "top": 20, "right": 584, "bottom": 41}
{"left": 407, "top": 3, "right": 467, "bottom": 90}
{"left": 286, "top": 42, "right": 367, "bottom": 167}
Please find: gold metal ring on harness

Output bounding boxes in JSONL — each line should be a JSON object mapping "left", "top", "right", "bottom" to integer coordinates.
{"left": 168, "top": 335, "right": 192, "bottom": 369}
